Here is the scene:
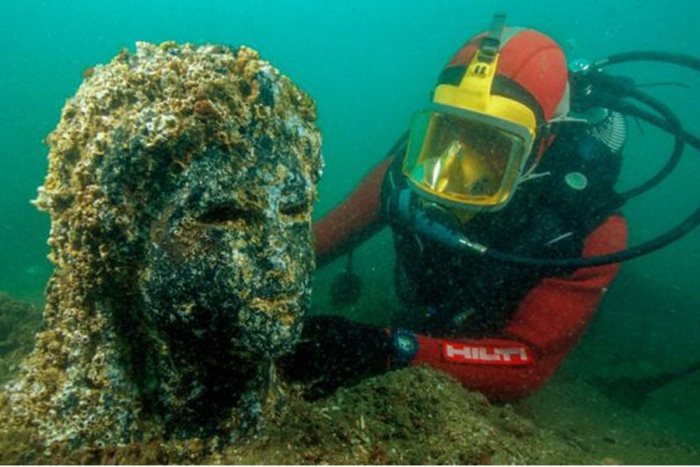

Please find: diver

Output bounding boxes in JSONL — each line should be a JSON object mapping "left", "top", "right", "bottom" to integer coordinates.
{"left": 283, "top": 14, "right": 700, "bottom": 402}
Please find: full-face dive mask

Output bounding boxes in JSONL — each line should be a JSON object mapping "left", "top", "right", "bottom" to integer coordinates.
{"left": 402, "top": 13, "right": 550, "bottom": 212}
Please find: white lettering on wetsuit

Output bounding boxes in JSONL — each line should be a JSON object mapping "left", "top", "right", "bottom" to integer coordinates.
{"left": 442, "top": 343, "right": 533, "bottom": 366}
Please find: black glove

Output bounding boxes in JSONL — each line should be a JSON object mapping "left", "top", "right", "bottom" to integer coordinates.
{"left": 280, "top": 315, "right": 390, "bottom": 399}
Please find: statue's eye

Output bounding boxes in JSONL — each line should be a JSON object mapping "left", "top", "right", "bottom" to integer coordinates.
{"left": 280, "top": 202, "right": 308, "bottom": 220}
{"left": 197, "top": 204, "right": 254, "bottom": 227}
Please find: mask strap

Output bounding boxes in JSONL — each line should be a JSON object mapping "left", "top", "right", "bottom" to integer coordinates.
{"left": 479, "top": 13, "right": 507, "bottom": 63}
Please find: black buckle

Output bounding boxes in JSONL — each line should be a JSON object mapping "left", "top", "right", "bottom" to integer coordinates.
{"left": 478, "top": 12, "right": 507, "bottom": 63}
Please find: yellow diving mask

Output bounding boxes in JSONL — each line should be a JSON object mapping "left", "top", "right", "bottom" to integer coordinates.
{"left": 402, "top": 105, "right": 534, "bottom": 210}
{"left": 403, "top": 13, "right": 541, "bottom": 211}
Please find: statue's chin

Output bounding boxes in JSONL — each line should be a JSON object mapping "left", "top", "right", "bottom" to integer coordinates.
{"left": 235, "top": 298, "right": 304, "bottom": 359}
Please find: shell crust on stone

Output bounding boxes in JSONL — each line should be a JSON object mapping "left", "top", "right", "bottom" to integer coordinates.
{"left": 0, "top": 41, "right": 322, "bottom": 447}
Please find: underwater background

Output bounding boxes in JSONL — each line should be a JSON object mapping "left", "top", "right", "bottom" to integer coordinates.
{"left": 1, "top": 0, "right": 699, "bottom": 459}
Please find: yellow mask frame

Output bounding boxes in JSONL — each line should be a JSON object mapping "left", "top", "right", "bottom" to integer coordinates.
{"left": 403, "top": 16, "right": 540, "bottom": 211}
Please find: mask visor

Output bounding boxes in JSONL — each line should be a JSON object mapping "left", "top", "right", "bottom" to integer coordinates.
{"left": 402, "top": 107, "right": 533, "bottom": 209}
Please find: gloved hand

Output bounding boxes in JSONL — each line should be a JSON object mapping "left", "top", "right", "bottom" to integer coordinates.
{"left": 279, "top": 315, "right": 393, "bottom": 399}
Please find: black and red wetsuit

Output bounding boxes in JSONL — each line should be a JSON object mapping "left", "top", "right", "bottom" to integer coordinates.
{"left": 288, "top": 124, "right": 628, "bottom": 402}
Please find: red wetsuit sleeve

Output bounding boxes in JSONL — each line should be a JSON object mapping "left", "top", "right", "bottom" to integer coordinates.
{"left": 314, "top": 157, "right": 394, "bottom": 267}
{"left": 409, "top": 214, "right": 628, "bottom": 401}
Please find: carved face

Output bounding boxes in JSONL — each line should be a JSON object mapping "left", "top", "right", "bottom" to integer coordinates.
{"left": 140, "top": 145, "right": 316, "bottom": 362}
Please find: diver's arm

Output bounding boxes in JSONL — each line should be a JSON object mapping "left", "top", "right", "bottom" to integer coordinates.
{"left": 407, "top": 215, "right": 628, "bottom": 401}
{"left": 314, "top": 157, "right": 394, "bottom": 267}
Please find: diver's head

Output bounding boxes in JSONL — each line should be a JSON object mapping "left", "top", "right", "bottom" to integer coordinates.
{"left": 403, "top": 19, "right": 569, "bottom": 214}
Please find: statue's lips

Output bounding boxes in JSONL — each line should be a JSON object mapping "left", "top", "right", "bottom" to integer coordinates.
{"left": 245, "top": 296, "right": 301, "bottom": 328}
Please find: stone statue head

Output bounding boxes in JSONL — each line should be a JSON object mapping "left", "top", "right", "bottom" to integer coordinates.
{"left": 2, "top": 42, "right": 322, "bottom": 445}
